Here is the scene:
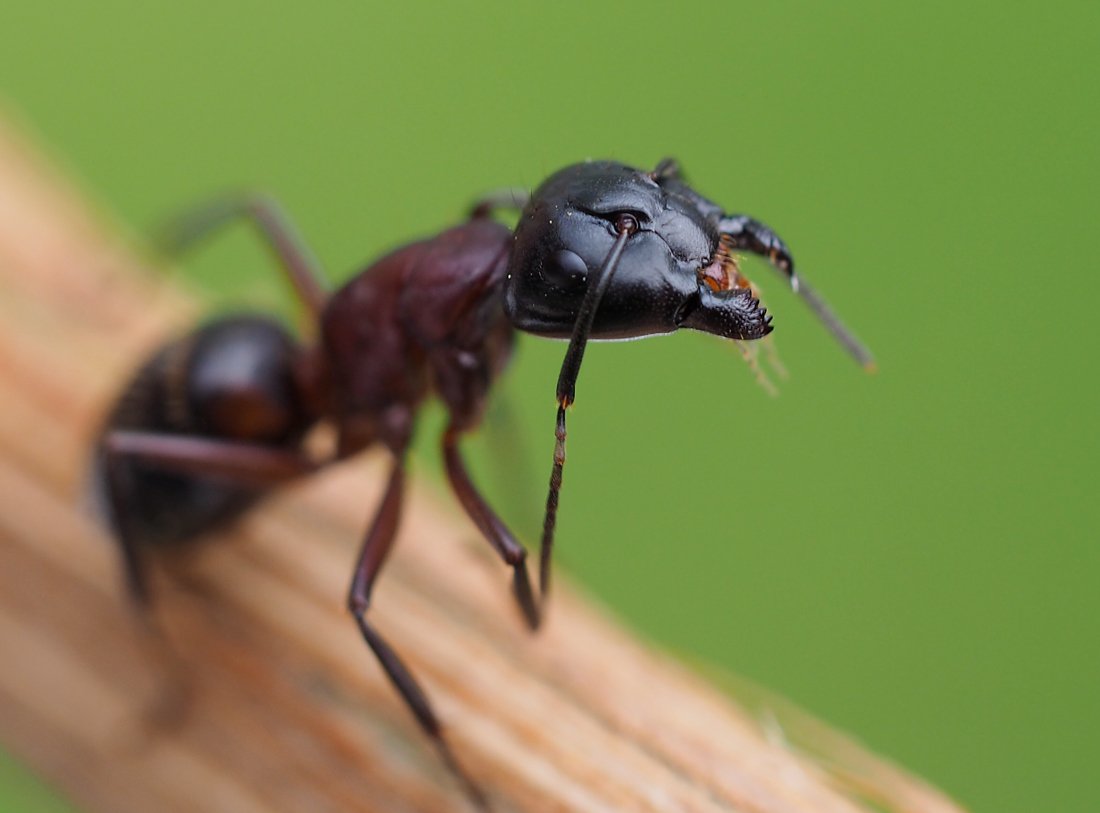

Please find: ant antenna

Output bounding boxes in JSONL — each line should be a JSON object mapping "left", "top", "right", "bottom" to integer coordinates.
{"left": 540, "top": 217, "right": 637, "bottom": 596}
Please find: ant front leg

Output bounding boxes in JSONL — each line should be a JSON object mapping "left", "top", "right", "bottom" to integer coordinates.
{"left": 441, "top": 423, "right": 540, "bottom": 631}
{"left": 155, "top": 193, "right": 327, "bottom": 321}
{"left": 347, "top": 452, "right": 489, "bottom": 810}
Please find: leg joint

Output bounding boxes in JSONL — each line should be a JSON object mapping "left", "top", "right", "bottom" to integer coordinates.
{"left": 504, "top": 546, "right": 527, "bottom": 568}
{"left": 347, "top": 593, "right": 370, "bottom": 617}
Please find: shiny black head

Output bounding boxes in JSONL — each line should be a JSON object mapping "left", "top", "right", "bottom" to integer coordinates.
{"left": 504, "top": 160, "right": 772, "bottom": 343}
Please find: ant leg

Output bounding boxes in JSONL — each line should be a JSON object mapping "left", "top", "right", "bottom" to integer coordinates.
{"left": 102, "top": 430, "right": 318, "bottom": 601}
{"left": 718, "top": 214, "right": 874, "bottom": 369}
{"left": 101, "top": 431, "right": 317, "bottom": 728}
{"left": 100, "top": 449, "right": 155, "bottom": 607}
{"left": 442, "top": 425, "right": 539, "bottom": 631}
{"left": 468, "top": 187, "right": 529, "bottom": 220}
{"left": 104, "top": 430, "right": 318, "bottom": 487}
{"left": 541, "top": 222, "right": 635, "bottom": 597}
{"left": 650, "top": 157, "right": 682, "bottom": 181}
{"left": 347, "top": 456, "right": 489, "bottom": 810}
{"left": 155, "top": 193, "right": 327, "bottom": 320}
{"left": 102, "top": 449, "right": 191, "bottom": 727}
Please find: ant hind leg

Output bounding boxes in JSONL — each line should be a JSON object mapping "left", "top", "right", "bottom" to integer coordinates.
{"left": 154, "top": 192, "right": 328, "bottom": 321}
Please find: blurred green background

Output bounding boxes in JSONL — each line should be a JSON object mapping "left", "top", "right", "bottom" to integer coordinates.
{"left": 1, "top": 2, "right": 1096, "bottom": 811}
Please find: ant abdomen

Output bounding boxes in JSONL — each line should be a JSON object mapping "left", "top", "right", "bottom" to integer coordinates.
{"left": 92, "top": 315, "right": 311, "bottom": 550}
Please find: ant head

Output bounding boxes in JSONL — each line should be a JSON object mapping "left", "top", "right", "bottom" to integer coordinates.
{"left": 504, "top": 160, "right": 771, "bottom": 342}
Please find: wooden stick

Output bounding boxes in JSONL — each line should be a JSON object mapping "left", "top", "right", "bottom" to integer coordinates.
{"left": 0, "top": 118, "right": 968, "bottom": 813}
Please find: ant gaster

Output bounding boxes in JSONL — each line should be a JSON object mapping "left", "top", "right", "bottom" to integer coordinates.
{"left": 94, "top": 158, "right": 872, "bottom": 808}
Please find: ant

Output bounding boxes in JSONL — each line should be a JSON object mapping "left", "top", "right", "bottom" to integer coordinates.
{"left": 93, "top": 158, "right": 872, "bottom": 808}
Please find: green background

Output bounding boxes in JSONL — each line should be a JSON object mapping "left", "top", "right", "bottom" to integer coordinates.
{"left": 1, "top": 2, "right": 1096, "bottom": 811}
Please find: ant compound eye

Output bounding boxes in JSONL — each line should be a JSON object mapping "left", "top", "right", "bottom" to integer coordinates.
{"left": 615, "top": 212, "right": 640, "bottom": 235}
{"left": 546, "top": 249, "right": 588, "bottom": 290}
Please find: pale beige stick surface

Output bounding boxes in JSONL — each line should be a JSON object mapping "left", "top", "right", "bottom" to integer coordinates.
{"left": 0, "top": 118, "right": 968, "bottom": 813}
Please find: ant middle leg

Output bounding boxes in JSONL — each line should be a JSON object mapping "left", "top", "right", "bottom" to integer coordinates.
{"left": 154, "top": 192, "right": 327, "bottom": 319}
{"left": 347, "top": 454, "right": 490, "bottom": 810}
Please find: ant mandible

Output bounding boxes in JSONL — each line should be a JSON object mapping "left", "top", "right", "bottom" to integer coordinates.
{"left": 94, "top": 158, "right": 872, "bottom": 808}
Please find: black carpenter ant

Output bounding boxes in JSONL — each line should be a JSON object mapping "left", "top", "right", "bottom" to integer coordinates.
{"left": 93, "top": 158, "right": 872, "bottom": 808}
